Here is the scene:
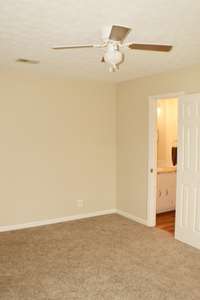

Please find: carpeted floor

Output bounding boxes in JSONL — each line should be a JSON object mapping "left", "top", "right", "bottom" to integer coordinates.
{"left": 0, "top": 214, "right": 200, "bottom": 300}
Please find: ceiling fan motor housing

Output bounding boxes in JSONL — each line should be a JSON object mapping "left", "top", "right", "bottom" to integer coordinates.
{"left": 101, "top": 26, "right": 113, "bottom": 42}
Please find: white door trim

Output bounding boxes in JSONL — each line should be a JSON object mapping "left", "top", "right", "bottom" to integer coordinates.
{"left": 147, "top": 92, "right": 184, "bottom": 227}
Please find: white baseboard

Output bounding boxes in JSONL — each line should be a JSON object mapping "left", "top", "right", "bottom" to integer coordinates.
{"left": 117, "top": 209, "right": 148, "bottom": 226}
{"left": 0, "top": 209, "right": 149, "bottom": 233}
{"left": 0, "top": 209, "right": 117, "bottom": 233}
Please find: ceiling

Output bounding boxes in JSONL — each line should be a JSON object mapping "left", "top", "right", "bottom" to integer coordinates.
{"left": 1, "top": 0, "right": 200, "bottom": 82}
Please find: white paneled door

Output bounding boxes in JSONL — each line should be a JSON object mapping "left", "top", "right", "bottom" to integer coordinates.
{"left": 175, "top": 94, "right": 200, "bottom": 249}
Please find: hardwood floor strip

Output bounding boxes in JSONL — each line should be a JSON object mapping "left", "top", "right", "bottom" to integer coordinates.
{"left": 156, "top": 211, "right": 175, "bottom": 235}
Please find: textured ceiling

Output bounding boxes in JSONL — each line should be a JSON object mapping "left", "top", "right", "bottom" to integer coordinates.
{"left": 1, "top": 0, "right": 200, "bottom": 82}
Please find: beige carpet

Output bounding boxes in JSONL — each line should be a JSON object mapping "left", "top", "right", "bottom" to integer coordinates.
{"left": 0, "top": 214, "right": 200, "bottom": 300}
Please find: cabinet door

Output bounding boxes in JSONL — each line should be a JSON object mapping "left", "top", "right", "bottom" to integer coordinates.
{"left": 157, "top": 172, "right": 176, "bottom": 213}
{"left": 157, "top": 174, "right": 169, "bottom": 213}
{"left": 166, "top": 172, "right": 176, "bottom": 210}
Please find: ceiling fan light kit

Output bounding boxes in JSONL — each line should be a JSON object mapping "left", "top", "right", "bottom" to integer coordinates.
{"left": 52, "top": 25, "right": 172, "bottom": 73}
{"left": 103, "top": 43, "right": 123, "bottom": 72}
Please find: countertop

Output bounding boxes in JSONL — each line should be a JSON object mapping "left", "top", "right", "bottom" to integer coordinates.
{"left": 157, "top": 166, "right": 177, "bottom": 174}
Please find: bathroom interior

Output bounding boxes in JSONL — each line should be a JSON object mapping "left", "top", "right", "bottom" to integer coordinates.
{"left": 156, "top": 98, "right": 178, "bottom": 235}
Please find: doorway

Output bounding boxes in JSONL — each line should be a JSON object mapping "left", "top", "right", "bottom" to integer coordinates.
{"left": 148, "top": 92, "right": 200, "bottom": 250}
{"left": 156, "top": 98, "right": 178, "bottom": 235}
{"left": 147, "top": 93, "right": 183, "bottom": 232}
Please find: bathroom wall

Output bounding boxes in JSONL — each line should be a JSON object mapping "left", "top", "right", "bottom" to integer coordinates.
{"left": 157, "top": 98, "right": 178, "bottom": 167}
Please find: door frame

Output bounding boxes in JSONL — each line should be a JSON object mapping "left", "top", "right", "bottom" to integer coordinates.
{"left": 147, "top": 92, "right": 184, "bottom": 227}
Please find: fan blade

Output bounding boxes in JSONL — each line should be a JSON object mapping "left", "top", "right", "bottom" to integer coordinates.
{"left": 128, "top": 43, "right": 172, "bottom": 52}
{"left": 109, "top": 25, "right": 131, "bottom": 42}
{"left": 52, "top": 45, "right": 94, "bottom": 50}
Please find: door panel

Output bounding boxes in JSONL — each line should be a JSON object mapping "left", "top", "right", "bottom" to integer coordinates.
{"left": 175, "top": 94, "right": 200, "bottom": 249}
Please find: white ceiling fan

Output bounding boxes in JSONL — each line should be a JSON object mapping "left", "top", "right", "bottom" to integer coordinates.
{"left": 52, "top": 25, "right": 172, "bottom": 72}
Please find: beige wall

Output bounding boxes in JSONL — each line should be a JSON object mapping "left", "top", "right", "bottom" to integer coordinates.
{"left": 117, "top": 64, "right": 200, "bottom": 220}
{"left": 2, "top": 64, "right": 200, "bottom": 227}
{"left": 157, "top": 98, "right": 178, "bottom": 167}
{"left": 0, "top": 72, "right": 116, "bottom": 226}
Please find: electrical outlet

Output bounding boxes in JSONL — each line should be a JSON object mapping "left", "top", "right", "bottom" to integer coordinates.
{"left": 77, "top": 199, "right": 84, "bottom": 208}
